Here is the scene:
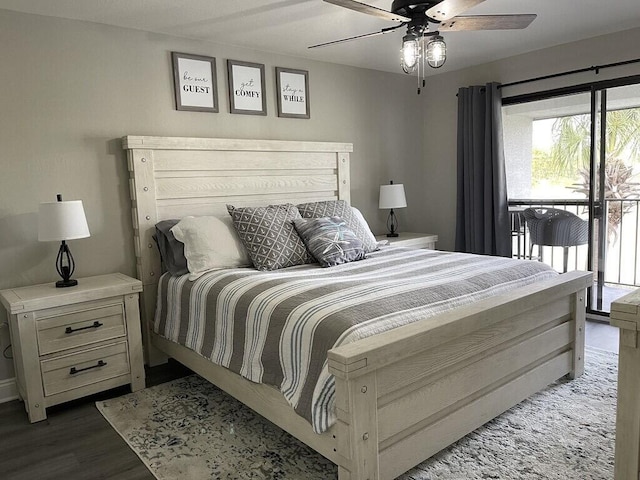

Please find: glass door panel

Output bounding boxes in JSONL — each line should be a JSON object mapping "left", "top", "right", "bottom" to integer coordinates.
{"left": 503, "top": 93, "right": 592, "bottom": 273}
{"left": 592, "top": 83, "right": 640, "bottom": 313}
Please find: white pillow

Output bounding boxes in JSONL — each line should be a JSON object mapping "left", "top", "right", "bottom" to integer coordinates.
{"left": 171, "top": 215, "right": 251, "bottom": 280}
{"left": 351, "top": 207, "right": 378, "bottom": 247}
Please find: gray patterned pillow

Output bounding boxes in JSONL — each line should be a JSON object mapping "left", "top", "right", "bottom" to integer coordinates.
{"left": 296, "top": 200, "right": 378, "bottom": 253}
{"left": 293, "top": 217, "right": 366, "bottom": 267}
{"left": 227, "top": 204, "right": 314, "bottom": 271}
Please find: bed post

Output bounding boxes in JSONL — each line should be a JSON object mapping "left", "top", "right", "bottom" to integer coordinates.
{"left": 125, "top": 144, "right": 167, "bottom": 366}
{"left": 337, "top": 152, "right": 351, "bottom": 205}
{"left": 570, "top": 289, "right": 586, "bottom": 379}
{"left": 332, "top": 364, "right": 379, "bottom": 479}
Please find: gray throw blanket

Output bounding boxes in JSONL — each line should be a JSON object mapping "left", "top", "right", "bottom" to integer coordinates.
{"left": 154, "top": 248, "right": 557, "bottom": 433}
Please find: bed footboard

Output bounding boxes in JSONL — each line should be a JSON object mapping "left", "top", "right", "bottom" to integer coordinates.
{"left": 328, "top": 271, "right": 591, "bottom": 480}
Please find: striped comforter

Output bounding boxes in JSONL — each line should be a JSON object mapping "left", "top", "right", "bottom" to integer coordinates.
{"left": 154, "top": 247, "right": 557, "bottom": 433}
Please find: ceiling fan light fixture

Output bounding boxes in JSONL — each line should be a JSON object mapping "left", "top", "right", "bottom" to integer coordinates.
{"left": 316, "top": 0, "right": 535, "bottom": 81}
{"left": 426, "top": 35, "right": 446, "bottom": 68}
{"left": 400, "top": 33, "right": 419, "bottom": 73}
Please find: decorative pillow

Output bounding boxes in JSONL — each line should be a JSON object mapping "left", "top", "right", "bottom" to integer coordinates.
{"left": 171, "top": 215, "right": 251, "bottom": 280}
{"left": 293, "top": 217, "right": 366, "bottom": 267}
{"left": 351, "top": 207, "right": 378, "bottom": 247}
{"left": 227, "top": 203, "right": 314, "bottom": 271}
{"left": 296, "top": 200, "right": 378, "bottom": 253}
{"left": 153, "top": 219, "right": 189, "bottom": 276}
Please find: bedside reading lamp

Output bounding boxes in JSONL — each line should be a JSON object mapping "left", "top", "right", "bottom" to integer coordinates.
{"left": 38, "top": 194, "right": 90, "bottom": 288}
{"left": 379, "top": 181, "right": 407, "bottom": 237}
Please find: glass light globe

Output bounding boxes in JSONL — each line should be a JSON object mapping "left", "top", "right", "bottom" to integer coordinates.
{"left": 401, "top": 34, "right": 419, "bottom": 73}
{"left": 427, "top": 36, "right": 446, "bottom": 68}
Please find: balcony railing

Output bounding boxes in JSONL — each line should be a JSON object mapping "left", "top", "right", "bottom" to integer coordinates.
{"left": 508, "top": 198, "right": 640, "bottom": 288}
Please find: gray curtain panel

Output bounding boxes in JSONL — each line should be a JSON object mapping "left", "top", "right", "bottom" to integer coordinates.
{"left": 455, "top": 82, "right": 511, "bottom": 257}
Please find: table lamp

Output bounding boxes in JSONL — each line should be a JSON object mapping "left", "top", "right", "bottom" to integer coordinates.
{"left": 38, "top": 194, "right": 90, "bottom": 287}
{"left": 379, "top": 180, "right": 407, "bottom": 237}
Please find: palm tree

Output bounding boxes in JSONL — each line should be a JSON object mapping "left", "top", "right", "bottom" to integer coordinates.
{"left": 571, "top": 157, "right": 640, "bottom": 245}
{"left": 550, "top": 109, "right": 640, "bottom": 175}
{"left": 549, "top": 108, "right": 640, "bottom": 246}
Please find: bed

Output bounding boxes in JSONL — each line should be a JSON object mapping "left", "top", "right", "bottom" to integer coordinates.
{"left": 123, "top": 135, "right": 592, "bottom": 480}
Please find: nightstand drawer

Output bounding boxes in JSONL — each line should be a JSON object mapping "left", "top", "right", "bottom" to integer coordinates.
{"left": 41, "top": 341, "right": 130, "bottom": 396}
{"left": 37, "top": 303, "right": 126, "bottom": 355}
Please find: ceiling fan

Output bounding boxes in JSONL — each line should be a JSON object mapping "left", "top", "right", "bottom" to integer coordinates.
{"left": 310, "top": 0, "right": 536, "bottom": 75}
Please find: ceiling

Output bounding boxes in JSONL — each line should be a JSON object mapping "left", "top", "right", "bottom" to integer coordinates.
{"left": 2, "top": 0, "right": 640, "bottom": 75}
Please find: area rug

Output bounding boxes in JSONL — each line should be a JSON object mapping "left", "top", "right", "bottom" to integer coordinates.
{"left": 96, "top": 347, "right": 617, "bottom": 479}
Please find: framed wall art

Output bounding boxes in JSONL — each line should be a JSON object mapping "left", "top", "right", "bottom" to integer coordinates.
{"left": 171, "top": 52, "right": 218, "bottom": 112}
{"left": 275, "top": 67, "right": 310, "bottom": 119}
{"left": 226, "top": 60, "right": 267, "bottom": 115}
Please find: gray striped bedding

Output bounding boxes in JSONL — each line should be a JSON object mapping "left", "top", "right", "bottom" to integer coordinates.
{"left": 154, "top": 247, "right": 557, "bottom": 433}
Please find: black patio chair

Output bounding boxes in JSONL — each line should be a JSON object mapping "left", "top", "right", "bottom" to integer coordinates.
{"left": 523, "top": 207, "right": 588, "bottom": 272}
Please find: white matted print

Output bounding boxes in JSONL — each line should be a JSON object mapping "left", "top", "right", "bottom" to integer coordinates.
{"left": 171, "top": 52, "right": 218, "bottom": 112}
{"left": 276, "top": 67, "right": 310, "bottom": 119}
{"left": 227, "top": 60, "right": 267, "bottom": 115}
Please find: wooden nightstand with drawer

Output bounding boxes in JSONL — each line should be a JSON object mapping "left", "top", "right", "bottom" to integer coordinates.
{"left": 0, "top": 273, "right": 144, "bottom": 422}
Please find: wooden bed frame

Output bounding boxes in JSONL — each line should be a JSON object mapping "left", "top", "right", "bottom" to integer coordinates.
{"left": 123, "top": 135, "right": 592, "bottom": 480}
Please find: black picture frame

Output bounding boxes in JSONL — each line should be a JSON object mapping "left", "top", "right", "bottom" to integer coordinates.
{"left": 171, "top": 52, "right": 218, "bottom": 113}
{"left": 226, "top": 60, "right": 267, "bottom": 115}
{"left": 275, "top": 67, "right": 310, "bottom": 119}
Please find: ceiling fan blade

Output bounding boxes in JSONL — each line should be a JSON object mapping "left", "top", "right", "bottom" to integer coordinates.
{"left": 439, "top": 14, "right": 537, "bottom": 31}
{"left": 323, "top": 0, "right": 410, "bottom": 23}
{"left": 426, "top": 0, "right": 486, "bottom": 22}
{"left": 308, "top": 24, "right": 404, "bottom": 49}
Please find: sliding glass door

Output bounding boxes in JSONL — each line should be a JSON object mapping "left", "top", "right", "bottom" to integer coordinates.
{"left": 503, "top": 77, "right": 640, "bottom": 316}
{"left": 590, "top": 83, "right": 640, "bottom": 313}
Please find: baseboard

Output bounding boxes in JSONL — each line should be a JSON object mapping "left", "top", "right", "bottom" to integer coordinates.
{"left": 0, "top": 377, "right": 19, "bottom": 403}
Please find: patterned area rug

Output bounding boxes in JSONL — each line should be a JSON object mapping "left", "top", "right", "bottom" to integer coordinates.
{"left": 96, "top": 348, "right": 617, "bottom": 479}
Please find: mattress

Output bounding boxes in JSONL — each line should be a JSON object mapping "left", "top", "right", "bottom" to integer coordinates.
{"left": 154, "top": 247, "right": 557, "bottom": 433}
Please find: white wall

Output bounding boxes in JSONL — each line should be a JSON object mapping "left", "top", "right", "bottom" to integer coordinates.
{"left": 0, "top": 9, "right": 422, "bottom": 383}
{"left": 416, "top": 27, "right": 640, "bottom": 251}
{"left": 503, "top": 114, "right": 533, "bottom": 199}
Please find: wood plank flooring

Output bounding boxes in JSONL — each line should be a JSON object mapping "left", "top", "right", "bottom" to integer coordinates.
{"left": 0, "top": 359, "right": 191, "bottom": 480}
{"left": 0, "top": 322, "right": 619, "bottom": 480}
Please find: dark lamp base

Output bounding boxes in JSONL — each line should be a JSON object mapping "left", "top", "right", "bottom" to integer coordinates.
{"left": 386, "top": 233, "right": 399, "bottom": 238}
{"left": 56, "top": 278, "right": 78, "bottom": 288}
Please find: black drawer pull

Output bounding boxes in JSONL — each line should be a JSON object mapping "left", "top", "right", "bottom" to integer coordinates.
{"left": 69, "top": 360, "right": 107, "bottom": 375}
{"left": 65, "top": 321, "right": 103, "bottom": 334}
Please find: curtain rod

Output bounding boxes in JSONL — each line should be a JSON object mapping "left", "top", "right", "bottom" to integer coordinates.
{"left": 499, "top": 57, "right": 640, "bottom": 89}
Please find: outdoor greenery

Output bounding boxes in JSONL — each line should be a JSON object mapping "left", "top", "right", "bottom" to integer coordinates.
{"left": 550, "top": 109, "right": 640, "bottom": 175}
{"left": 531, "top": 148, "right": 574, "bottom": 189}
{"left": 571, "top": 158, "right": 640, "bottom": 245}
{"left": 548, "top": 108, "right": 640, "bottom": 245}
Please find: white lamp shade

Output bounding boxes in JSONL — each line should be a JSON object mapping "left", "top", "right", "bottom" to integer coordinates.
{"left": 379, "top": 184, "right": 407, "bottom": 209}
{"left": 38, "top": 200, "right": 90, "bottom": 241}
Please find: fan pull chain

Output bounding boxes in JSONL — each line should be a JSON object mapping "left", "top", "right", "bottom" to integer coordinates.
{"left": 417, "top": 34, "right": 422, "bottom": 94}
{"left": 420, "top": 30, "right": 427, "bottom": 88}
{"left": 417, "top": 32, "right": 426, "bottom": 95}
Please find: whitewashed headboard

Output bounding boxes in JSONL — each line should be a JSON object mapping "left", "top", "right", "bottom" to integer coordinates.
{"left": 122, "top": 135, "right": 353, "bottom": 362}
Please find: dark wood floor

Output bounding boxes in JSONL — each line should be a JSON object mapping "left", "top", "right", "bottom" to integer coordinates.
{"left": 0, "top": 322, "right": 619, "bottom": 480}
{"left": 0, "top": 359, "right": 191, "bottom": 480}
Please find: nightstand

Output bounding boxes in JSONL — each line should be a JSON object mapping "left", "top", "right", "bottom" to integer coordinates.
{"left": 375, "top": 232, "right": 438, "bottom": 249}
{"left": 0, "top": 273, "right": 145, "bottom": 422}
